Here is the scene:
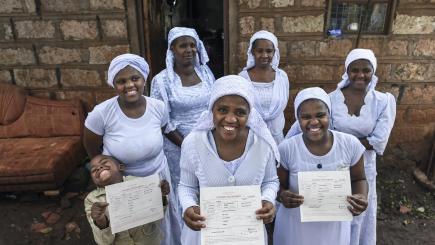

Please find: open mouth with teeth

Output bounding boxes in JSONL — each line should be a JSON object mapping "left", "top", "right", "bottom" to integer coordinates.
{"left": 126, "top": 90, "right": 138, "bottom": 96}
{"left": 223, "top": 126, "right": 236, "bottom": 132}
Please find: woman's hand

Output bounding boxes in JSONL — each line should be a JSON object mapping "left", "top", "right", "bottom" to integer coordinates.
{"left": 255, "top": 200, "right": 275, "bottom": 224}
{"left": 280, "top": 190, "right": 304, "bottom": 208}
{"left": 347, "top": 194, "right": 368, "bottom": 216}
{"left": 183, "top": 206, "right": 206, "bottom": 231}
{"left": 159, "top": 180, "right": 170, "bottom": 196}
{"left": 91, "top": 202, "right": 109, "bottom": 229}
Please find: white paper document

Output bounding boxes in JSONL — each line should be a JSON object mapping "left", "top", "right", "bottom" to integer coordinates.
{"left": 298, "top": 171, "right": 352, "bottom": 222}
{"left": 105, "top": 174, "right": 164, "bottom": 234}
{"left": 200, "top": 185, "right": 265, "bottom": 245}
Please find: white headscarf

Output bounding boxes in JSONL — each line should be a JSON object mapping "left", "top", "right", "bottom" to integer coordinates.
{"left": 107, "top": 53, "right": 149, "bottom": 87}
{"left": 285, "top": 87, "right": 331, "bottom": 139}
{"left": 243, "top": 30, "right": 280, "bottom": 71}
{"left": 165, "top": 27, "right": 210, "bottom": 83}
{"left": 193, "top": 75, "right": 280, "bottom": 162}
{"left": 337, "top": 48, "right": 378, "bottom": 91}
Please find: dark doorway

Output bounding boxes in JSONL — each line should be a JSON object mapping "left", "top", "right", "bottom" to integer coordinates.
{"left": 145, "top": 0, "right": 224, "bottom": 79}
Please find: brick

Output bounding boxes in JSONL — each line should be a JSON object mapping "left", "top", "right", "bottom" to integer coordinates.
{"left": 392, "top": 63, "right": 428, "bottom": 81}
{"left": 14, "top": 69, "right": 57, "bottom": 88}
{"left": 386, "top": 40, "right": 408, "bottom": 56}
{"left": 0, "top": 21, "right": 13, "bottom": 40}
{"left": 41, "top": 0, "right": 89, "bottom": 12}
{"left": 271, "top": 0, "right": 294, "bottom": 7}
{"left": 60, "top": 20, "right": 98, "bottom": 40}
{"left": 38, "top": 46, "right": 86, "bottom": 64}
{"left": 392, "top": 15, "right": 435, "bottom": 34}
{"left": 0, "top": 0, "right": 34, "bottom": 13}
{"left": 239, "top": 16, "right": 255, "bottom": 35}
{"left": 319, "top": 39, "right": 352, "bottom": 58}
{"left": 90, "top": 0, "right": 124, "bottom": 10}
{"left": 301, "top": 0, "right": 325, "bottom": 7}
{"left": 376, "top": 83, "right": 400, "bottom": 100}
{"left": 282, "top": 64, "right": 298, "bottom": 82}
{"left": 282, "top": 15, "right": 323, "bottom": 33}
{"left": 61, "top": 69, "right": 102, "bottom": 87}
{"left": 278, "top": 41, "right": 287, "bottom": 58}
{"left": 238, "top": 42, "right": 249, "bottom": 58}
{"left": 376, "top": 64, "right": 392, "bottom": 81}
{"left": 55, "top": 90, "right": 95, "bottom": 112}
{"left": 300, "top": 65, "right": 334, "bottom": 81}
{"left": 400, "top": 85, "right": 435, "bottom": 105}
{"left": 95, "top": 90, "right": 117, "bottom": 104}
{"left": 413, "top": 39, "right": 435, "bottom": 57}
{"left": 239, "top": 0, "right": 261, "bottom": 8}
{"left": 101, "top": 19, "right": 127, "bottom": 38}
{"left": 289, "top": 40, "right": 316, "bottom": 58}
{"left": 0, "top": 70, "right": 12, "bottom": 83}
{"left": 357, "top": 38, "right": 383, "bottom": 56}
{"left": 0, "top": 48, "right": 35, "bottom": 65}
{"left": 89, "top": 45, "right": 129, "bottom": 64}
{"left": 260, "top": 18, "right": 274, "bottom": 33}
{"left": 15, "top": 21, "right": 56, "bottom": 39}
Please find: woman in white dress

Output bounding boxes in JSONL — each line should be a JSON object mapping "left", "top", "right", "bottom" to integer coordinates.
{"left": 239, "top": 30, "right": 289, "bottom": 144}
{"left": 274, "top": 87, "right": 368, "bottom": 245}
{"left": 329, "top": 49, "right": 396, "bottom": 245}
{"left": 151, "top": 27, "right": 215, "bottom": 215}
{"left": 83, "top": 54, "right": 181, "bottom": 245}
{"left": 178, "top": 75, "right": 279, "bottom": 245}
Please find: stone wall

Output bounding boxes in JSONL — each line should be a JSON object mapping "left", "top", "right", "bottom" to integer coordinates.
{"left": 0, "top": 0, "right": 137, "bottom": 111}
{"left": 235, "top": 0, "right": 435, "bottom": 165}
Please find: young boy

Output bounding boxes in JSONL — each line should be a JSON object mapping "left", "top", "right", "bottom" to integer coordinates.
{"left": 85, "top": 154, "right": 169, "bottom": 245}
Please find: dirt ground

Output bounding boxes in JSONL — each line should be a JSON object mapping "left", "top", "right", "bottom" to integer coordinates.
{"left": 0, "top": 154, "right": 433, "bottom": 245}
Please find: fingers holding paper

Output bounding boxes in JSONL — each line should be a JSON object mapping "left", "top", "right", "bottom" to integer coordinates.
{"left": 280, "top": 190, "right": 304, "bottom": 208}
{"left": 184, "top": 206, "right": 206, "bottom": 231}
{"left": 347, "top": 194, "right": 368, "bottom": 216}
{"left": 255, "top": 200, "right": 275, "bottom": 224}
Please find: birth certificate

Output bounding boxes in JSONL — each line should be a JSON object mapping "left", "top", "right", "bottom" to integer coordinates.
{"left": 200, "top": 185, "right": 265, "bottom": 245}
{"left": 298, "top": 171, "right": 353, "bottom": 222}
{"left": 105, "top": 174, "right": 164, "bottom": 234}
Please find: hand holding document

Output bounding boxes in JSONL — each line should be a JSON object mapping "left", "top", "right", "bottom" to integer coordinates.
{"left": 298, "top": 171, "right": 352, "bottom": 222}
{"left": 105, "top": 174, "right": 164, "bottom": 234}
{"left": 200, "top": 185, "right": 265, "bottom": 245}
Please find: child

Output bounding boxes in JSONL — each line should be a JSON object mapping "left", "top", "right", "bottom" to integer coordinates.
{"left": 84, "top": 154, "right": 169, "bottom": 245}
{"left": 273, "top": 87, "right": 368, "bottom": 245}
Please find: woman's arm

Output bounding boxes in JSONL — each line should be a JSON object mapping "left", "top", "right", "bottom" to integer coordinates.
{"left": 83, "top": 127, "right": 103, "bottom": 159}
{"left": 277, "top": 166, "right": 304, "bottom": 208}
{"left": 163, "top": 128, "right": 184, "bottom": 147}
{"left": 349, "top": 156, "right": 368, "bottom": 215}
{"left": 359, "top": 137, "right": 374, "bottom": 150}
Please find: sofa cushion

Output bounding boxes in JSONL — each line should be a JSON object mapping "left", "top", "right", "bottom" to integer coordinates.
{"left": 0, "top": 137, "right": 85, "bottom": 188}
{"left": 0, "top": 83, "right": 26, "bottom": 126}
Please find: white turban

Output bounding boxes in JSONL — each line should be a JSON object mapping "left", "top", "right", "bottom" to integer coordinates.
{"left": 107, "top": 53, "right": 149, "bottom": 87}
{"left": 244, "top": 30, "right": 280, "bottom": 71}
{"left": 193, "top": 75, "right": 280, "bottom": 162}
{"left": 285, "top": 87, "right": 331, "bottom": 139}
{"left": 337, "top": 48, "right": 378, "bottom": 91}
{"left": 165, "top": 27, "right": 210, "bottom": 83}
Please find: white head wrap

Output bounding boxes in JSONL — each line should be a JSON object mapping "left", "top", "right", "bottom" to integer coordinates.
{"left": 107, "top": 53, "right": 149, "bottom": 87}
{"left": 285, "top": 87, "right": 331, "bottom": 139}
{"left": 337, "top": 48, "right": 378, "bottom": 91}
{"left": 193, "top": 75, "right": 280, "bottom": 162}
{"left": 243, "top": 30, "right": 280, "bottom": 71}
{"left": 165, "top": 27, "right": 210, "bottom": 83}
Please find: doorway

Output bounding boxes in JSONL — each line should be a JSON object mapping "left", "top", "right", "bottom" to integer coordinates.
{"left": 144, "top": 0, "right": 224, "bottom": 79}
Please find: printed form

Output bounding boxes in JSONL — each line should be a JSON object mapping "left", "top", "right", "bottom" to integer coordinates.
{"left": 200, "top": 185, "right": 265, "bottom": 245}
{"left": 298, "top": 171, "right": 353, "bottom": 222}
{"left": 105, "top": 174, "right": 164, "bottom": 234}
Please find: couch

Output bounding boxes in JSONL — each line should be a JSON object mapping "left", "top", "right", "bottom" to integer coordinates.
{"left": 0, "top": 83, "right": 86, "bottom": 192}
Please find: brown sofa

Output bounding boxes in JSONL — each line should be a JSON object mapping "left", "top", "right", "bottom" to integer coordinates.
{"left": 0, "top": 83, "right": 86, "bottom": 192}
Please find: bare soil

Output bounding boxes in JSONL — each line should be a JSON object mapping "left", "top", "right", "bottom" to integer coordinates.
{"left": 0, "top": 154, "right": 433, "bottom": 245}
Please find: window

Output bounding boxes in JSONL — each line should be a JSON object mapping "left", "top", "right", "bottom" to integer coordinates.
{"left": 326, "top": 0, "right": 395, "bottom": 35}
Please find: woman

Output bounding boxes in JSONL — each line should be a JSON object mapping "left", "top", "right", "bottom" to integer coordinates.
{"left": 178, "top": 75, "right": 279, "bottom": 244}
{"left": 274, "top": 87, "right": 368, "bottom": 245}
{"left": 239, "top": 30, "right": 289, "bottom": 144}
{"left": 151, "top": 27, "right": 215, "bottom": 210}
{"left": 329, "top": 48, "right": 396, "bottom": 245}
{"left": 83, "top": 54, "right": 181, "bottom": 245}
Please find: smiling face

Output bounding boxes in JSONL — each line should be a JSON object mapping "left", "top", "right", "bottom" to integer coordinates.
{"left": 297, "top": 99, "right": 330, "bottom": 143}
{"left": 90, "top": 155, "right": 123, "bottom": 187}
{"left": 347, "top": 59, "right": 374, "bottom": 91}
{"left": 171, "top": 36, "right": 197, "bottom": 67}
{"left": 212, "top": 95, "right": 250, "bottom": 143}
{"left": 113, "top": 66, "right": 145, "bottom": 104}
{"left": 251, "top": 39, "right": 275, "bottom": 68}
